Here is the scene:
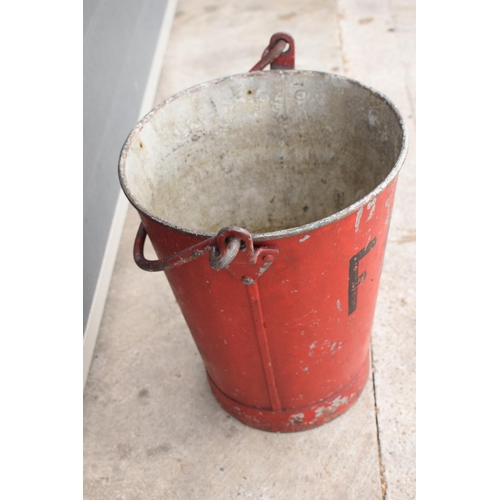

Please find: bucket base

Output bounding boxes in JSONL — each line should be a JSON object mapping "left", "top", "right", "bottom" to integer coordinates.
{"left": 207, "top": 352, "right": 370, "bottom": 433}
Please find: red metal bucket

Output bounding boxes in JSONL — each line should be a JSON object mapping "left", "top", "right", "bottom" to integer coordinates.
{"left": 118, "top": 34, "right": 407, "bottom": 432}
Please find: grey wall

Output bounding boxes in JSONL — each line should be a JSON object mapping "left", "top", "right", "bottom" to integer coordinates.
{"left": 84, "top": 0, "right": 169, "bottom": 332}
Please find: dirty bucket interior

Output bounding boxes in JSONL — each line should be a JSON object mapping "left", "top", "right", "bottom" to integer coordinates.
{"left": 120, "top": 71, "right": 405, "bottom": 235}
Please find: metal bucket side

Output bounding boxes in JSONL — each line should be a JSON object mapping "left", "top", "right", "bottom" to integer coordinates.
{"left": 139, "top": 173, "right": 398, "bottom": 432}
{"left": 118, "top": 70, "right": 407, "bottom": 432}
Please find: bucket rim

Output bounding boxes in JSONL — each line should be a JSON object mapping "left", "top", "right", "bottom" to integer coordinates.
{"left": 118, "top": 70, "right": 408, "bottom": 242}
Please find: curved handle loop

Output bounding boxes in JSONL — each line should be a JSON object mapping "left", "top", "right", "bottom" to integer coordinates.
{"left": 250, "top": 32, "right": 295, "bottom": 72}
{"left": 134, "top": 223, "right": 279, "bottom": 282}
{"left": 133, "top": 222, "right": 216, "bottom": 272}
{"left": 209, "top": 236, "right": 241, "bottom": 271}
{"left": 133, "top": 223, "right": 251, "bottom": 273}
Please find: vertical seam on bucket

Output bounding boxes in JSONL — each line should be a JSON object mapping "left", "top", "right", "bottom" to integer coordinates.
{"left": 246, "top": 283, "right": 282, "bottom": 412}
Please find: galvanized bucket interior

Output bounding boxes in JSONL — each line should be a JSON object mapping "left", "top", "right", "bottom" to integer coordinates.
{"left": 119, "top": 71, "right": 406, "bottom": 236}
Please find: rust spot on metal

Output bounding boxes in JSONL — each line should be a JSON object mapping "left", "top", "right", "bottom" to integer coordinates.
{"left": 314, "top": 395, "right": 350, "bottom": 422}
{"left": 288, "top": 413, "right": 305, "bottom": 425}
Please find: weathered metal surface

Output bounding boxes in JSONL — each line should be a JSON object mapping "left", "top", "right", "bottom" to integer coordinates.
{"left": 250, "top": 32, "right": 295, "bottom": 72}
{"left": 118, "top": 34, "right": 407, "bottom": 432}
{"left": 208, "top": 235, "right": 240, "bottom": 271}
{"left": 209, "top": 226, "right": 279, "bottom": 283}
{"left": 134, "top": 222, "right": 215, "bottom": 272}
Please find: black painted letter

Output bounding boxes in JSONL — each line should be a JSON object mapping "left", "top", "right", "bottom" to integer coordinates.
{"left": 348, "top": 237, "right": 377, "bottom": 315}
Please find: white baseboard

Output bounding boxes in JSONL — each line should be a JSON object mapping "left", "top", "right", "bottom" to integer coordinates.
{"left": 83, "top": 191, "right": 129, "bottom": 391}
{"left": 83, "top": 0, "right": 179, "bottom": 391}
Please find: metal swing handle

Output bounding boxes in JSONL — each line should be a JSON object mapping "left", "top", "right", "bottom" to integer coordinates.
{"left": 134, "top": 223, "right": 244, "bottom": 273}
{"left": 249, "top": 33, "right": 295, "bottom": 71}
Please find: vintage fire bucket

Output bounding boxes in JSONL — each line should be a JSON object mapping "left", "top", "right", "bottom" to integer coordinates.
{"left": 118, "top": 33, "right": 407, "bottom": 432}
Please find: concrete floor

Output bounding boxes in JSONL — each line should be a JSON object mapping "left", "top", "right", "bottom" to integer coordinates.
{"left": 84, "top": 0, "right": 415, "bottom": 498}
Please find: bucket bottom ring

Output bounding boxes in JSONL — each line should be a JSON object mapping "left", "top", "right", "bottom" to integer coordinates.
{"left": 207, "top": 352, "right": 370, "bottom": 433}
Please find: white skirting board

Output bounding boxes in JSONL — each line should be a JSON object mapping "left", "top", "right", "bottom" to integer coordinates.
{"left": 83, "top": 0, "right": 179, "bottom": 391}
